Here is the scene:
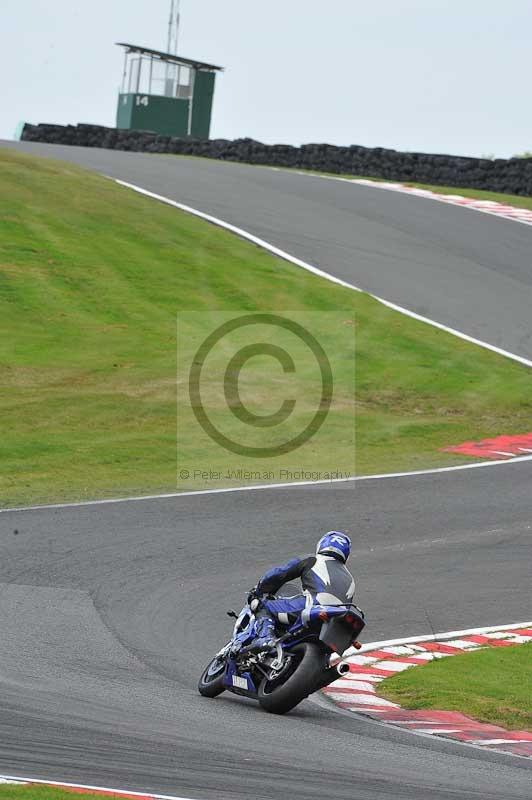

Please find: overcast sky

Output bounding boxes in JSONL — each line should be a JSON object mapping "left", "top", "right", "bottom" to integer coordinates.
{"left": 3, "top": 0, "right": 531, "bottom": 157}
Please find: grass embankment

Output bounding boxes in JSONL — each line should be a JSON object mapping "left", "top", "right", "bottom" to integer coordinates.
{"left": 0, "top": 786, "right": 127, "bottom": 800}
{"left": 1, "top": 149, "right": 532, "bottom": 507}
{"left": 380, "top": 643, "right": 532, "bottom": 731}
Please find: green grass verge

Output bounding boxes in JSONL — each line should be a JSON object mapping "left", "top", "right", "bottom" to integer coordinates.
{"left": 379, "top": 643, "right": 532, "bottom": 730}
{"left": 1, "top": 148, "right": 532, "bottom": 507}
{"left": 0, "top": 786, "right": 127, "bottom": 800}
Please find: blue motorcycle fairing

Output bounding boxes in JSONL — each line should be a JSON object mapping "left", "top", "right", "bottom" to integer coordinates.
{"left": 223, "top": 659, "right": 258, "bottom": 696}
{"left": 221, "top": 599, "right": 363, "bottom": 698}
{"left": 222, "top": 605, "right": 262, "bottom": 697}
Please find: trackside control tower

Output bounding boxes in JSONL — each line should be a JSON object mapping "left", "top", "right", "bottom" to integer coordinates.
{"left": 116, "top": 43, "right": 223, "bottom": 139}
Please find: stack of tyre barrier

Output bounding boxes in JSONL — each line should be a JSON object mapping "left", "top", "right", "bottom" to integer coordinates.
{"left": 20, "top": 123, "right": 532, "bottom": 196}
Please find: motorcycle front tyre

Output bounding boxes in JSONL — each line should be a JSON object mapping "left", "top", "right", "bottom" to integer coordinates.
{"left": 198, "top": 655, "right": 227, "bottom": 698}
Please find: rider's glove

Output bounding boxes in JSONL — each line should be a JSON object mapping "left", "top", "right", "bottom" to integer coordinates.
{"left": 247, "top": 587, "right": 264, "bottom": 612}
{"left": 247, "top": 586, "right": 260, "bottom": 605}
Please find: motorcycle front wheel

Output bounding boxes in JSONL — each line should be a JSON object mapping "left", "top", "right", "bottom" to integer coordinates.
{"left": 198, "top": 654, "right": 226, "bottom": 698}
{"left": 258, "top": 642, "right": 323, "bottom": 714}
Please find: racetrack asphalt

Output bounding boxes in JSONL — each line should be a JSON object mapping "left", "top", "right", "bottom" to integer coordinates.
{"left": 1, "top": 141, "right": 532, "bottom": 799}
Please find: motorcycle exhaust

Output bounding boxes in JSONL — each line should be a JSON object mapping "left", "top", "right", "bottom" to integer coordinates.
{"left": 315, "top": 660, "right": 351, "bottom": 691}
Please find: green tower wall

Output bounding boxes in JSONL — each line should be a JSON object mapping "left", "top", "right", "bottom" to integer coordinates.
{"left": 191, "top": 71, "right": 216, "bottom": 139}
{"left": 117, "top": 94, "right": 190, "bottom": 137}
{"left": 116, "top": 70, "right": 216, "bottom": 139}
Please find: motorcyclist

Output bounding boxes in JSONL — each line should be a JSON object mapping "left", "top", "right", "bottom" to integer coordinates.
{"left": 249, "top": 531, "right": 355, "bottom": 652}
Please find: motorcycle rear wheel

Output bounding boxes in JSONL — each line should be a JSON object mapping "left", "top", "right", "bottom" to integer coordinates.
{"left": 198, "top": 655, "right": 226, "bottom": 698}
{"left": 258, "top": 642, "right": 323, "bottom": 714}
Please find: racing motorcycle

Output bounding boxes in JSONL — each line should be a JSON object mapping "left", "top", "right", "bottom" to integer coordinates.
{"left": 198, "top": 593, "right": 365, "bottom": 714}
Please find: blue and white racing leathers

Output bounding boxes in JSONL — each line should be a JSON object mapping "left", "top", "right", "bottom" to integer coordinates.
{"left": 253, "top": 553, "right": 356, "bottom": 641}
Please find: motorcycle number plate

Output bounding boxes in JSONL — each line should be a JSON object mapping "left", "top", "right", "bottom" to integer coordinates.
{"left": 232, "top": 675, "right": 248, "bottom": 690}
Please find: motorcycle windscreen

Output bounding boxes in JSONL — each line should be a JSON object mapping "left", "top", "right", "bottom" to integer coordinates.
{"left": 319, "top": 618, "right": 354, "bottom": 655}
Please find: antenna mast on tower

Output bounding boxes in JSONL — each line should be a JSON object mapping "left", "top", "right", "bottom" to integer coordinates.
{"left": 167, "top": 0, "right": 181, "bottom": 55}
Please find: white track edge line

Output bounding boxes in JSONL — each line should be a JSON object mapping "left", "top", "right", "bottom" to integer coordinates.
{"left": 0, "top": 775, "right": 199, "bottom": 800}
{"left": 2, "top": 452, "right": 532, "bottom": 513}
{"left": 374, "top": 295, "right": 532, "bottom": 368}
{"left": 371, "top": 295, "right": 532, "bottom": 367}
{"left": 113, "top": 179, "right": 362, "bottom": 294}
{"left": 114, "top": 177, "right": 532, "bottom": 372}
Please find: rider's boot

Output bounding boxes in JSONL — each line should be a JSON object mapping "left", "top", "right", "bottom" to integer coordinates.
{"left": 250, "top": 614, "right": 276, "bottom": 653}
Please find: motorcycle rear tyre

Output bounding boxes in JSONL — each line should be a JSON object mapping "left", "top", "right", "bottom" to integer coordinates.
{"left": 258, "top": 643, "right": 323, "bottom": 714}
